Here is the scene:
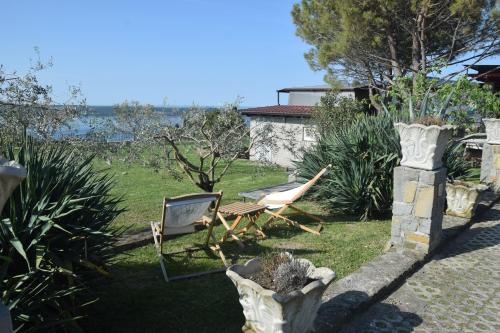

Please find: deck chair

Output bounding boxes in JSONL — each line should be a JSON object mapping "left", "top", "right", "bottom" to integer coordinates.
{"left": 258, "top": 165, "right": 331, "bottom": 235}
{"left": 150, "top": 191, "right": 225, "bottom": 282}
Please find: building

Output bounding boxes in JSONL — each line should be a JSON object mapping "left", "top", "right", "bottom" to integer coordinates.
{"left": 467, "top": 64, "right": 500, "bottom": 92}
{"left": 241, "top": 84, "right": 367, "bottom": 168}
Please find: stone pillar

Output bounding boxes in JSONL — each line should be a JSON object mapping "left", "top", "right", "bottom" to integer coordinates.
{"left": 480, "top": 142, "right": 500, "bottom": 191}
{"left": 391, "top": 166, "right": 447, "bottom": 254}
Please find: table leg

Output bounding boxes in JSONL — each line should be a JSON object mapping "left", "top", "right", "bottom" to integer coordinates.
{"left": 218, "top": 213, "right": 245, "bottom": 248}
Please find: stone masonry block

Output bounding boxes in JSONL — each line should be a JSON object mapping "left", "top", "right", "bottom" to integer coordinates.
{"left": 393, "top": 202, "right": 413, "bottom": 216}
{"left": 405, "top": 232, "right": 430, "bottom": 245}
{"left": 394, "top": 167, "right": 417, "bottom": 201}
{"left": 394, "top": 166, "right": 419, "bottom": 182}
{"left": 403, "top": 181, "right": 418, "bottom": 203}
{"left": 391, "top": 216, "right": 401, "bottom": 238}
{"left": 419, "top": 167, "right": 447, "bottom": 186}
{"left": 492, "top": 144, "right": 500, "bottom": 154}
{"left": 480, "top": 142, "right": 492, "bottom": 183}
{"left": 495, "top": 155, "right": 500, "bottom": 169}
{"left": 415, "top": 218, "right": 431, "bottom": 234}
{"left": 398, "top": 215, "right": 418, "bottom": 233}
{"left": 414, "top": 186, "right": 436, "bottom": 218}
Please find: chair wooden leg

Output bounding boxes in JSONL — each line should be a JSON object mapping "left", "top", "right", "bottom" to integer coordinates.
{"left": 159, "top": 254, "right": 169, "bottom": 282}
{"left": 288, "top": 204, "right": 324, "bottom": 233}
{"left": 151, "top": 222, "right": 170, "bottom": 282}
{"left": 289, "top": 204, "right": 324, "bottom": 222}
{"left": 209, "top": 231, "right": 229, "bottom": 266}
{"left": 263, "top": 209, "right": 321, "bottom": 235}
{"left": 262, "top": 206, "right": 288, "bottom": 230}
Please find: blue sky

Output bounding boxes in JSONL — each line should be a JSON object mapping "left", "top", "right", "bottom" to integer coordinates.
{"left": 2, "top": 0, "right": 325, "bottom": 107}
{"left": 2, "top": 1, "right": 498, "bottom": 107}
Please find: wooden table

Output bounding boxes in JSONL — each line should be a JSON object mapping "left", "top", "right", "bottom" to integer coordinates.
{"left": 217, "top": 202, "right": 267, "bottom": 247}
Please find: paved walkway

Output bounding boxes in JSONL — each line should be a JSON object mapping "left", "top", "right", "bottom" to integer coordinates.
{"left": 340, "top": 205, "right": 500, "bottom": 333}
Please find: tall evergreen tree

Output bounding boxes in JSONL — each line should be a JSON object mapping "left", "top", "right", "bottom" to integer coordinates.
{"left": 292, "top": 0, "right": 499, "bottom": 110}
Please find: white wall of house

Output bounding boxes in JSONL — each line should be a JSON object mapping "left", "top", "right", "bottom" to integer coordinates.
{"left": 287, "top": 90, "right": 355, "bottom": 106}
{"left": 249, "top": 116, "right": 316, "bottom": 168}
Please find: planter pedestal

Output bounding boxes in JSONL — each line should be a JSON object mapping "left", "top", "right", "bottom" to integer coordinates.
{"left": 391, "top": 166, "right": 447, "bottom": 254}
{"left": 480, "top": 143, "right": 500, "bottom": 191}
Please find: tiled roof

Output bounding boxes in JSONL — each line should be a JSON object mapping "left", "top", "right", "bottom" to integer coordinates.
{"left": 240, "top": 105, "right": 312, "bottom": 117}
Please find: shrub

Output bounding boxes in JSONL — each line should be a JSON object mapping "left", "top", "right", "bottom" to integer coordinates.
{"left": 0, "top": 139, "right": 124, "bottom": 331}
{"left": 297, "top": 114, "right": 472, "bottom": 220}
{"left": 298, "top": 114, "right": 400, "bottom": 220}
{"left": 311, "top": 91, "right": 367, "bottom": 138}
{"left": 444, "top": 140, "right": 474, "bottom": 181}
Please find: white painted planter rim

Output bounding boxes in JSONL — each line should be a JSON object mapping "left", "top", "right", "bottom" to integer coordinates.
{"left": 226, "top": 257, "right": 335, "bottom": 303}
{"left": 446, "top": 181, "right": 488, "bottom": 192}
{"left": 0, "top": 158, "right": 27, "bottom": 179}
{"left": 393, "top": 122, "right": 456, "bottom": 131}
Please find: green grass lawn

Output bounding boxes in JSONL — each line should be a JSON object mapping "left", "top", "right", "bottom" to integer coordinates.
{"left": 83, "top": 157, "right": 390, "bottom": 333}
{"left": 94, "top": 157, "right": 287, "bottom": 230}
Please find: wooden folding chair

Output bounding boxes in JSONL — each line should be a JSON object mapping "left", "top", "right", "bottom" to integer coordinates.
{"left": 150, "top": 191, "right": 225, "bottom": 282}
{"left": 258, "top": 165, "right": 331, "bottom": 235}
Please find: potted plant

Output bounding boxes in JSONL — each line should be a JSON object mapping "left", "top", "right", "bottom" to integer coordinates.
{"left": 226, "top": 252, "right": 335, "bottom": 333}
{"left": 483, "top": 117, "right": 500, "bottom": 144}
{"left": 446, "top": 180, "right": 488, "bottom": 218}
{"left": 0, "top": 156, "right": 26, "bottom": 333}
{"left": 391, "top": 88, "right": 456, "bottom": 170}
{"left": 0, "top": 156, "right": 26, "bottom": 214}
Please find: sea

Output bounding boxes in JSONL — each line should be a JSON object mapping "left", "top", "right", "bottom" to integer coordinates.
{"left": 55, "top": 105, "right": 242, "bottom": 142}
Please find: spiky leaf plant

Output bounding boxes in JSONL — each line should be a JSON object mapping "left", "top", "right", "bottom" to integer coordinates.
{"left": 297, "top": 114, "right": 472, "bottom": 220}
{"left": 0, "top": 139, "right": 124, "bottom": 331}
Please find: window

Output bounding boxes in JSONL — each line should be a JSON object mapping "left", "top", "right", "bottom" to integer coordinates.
{"left": 303, "top": 126, "right": 316, "bottom": 142}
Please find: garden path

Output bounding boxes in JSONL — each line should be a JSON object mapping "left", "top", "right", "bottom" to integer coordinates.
{"left": 339, "top": 204, "right": 500, "bottom": 333}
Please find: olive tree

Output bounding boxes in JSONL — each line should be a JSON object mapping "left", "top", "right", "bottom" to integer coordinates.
{"left": 156, "top": 101, "right": 279, "bottom": 192}
{"left": 0, "top": 53, "right": 86, "bottom": 144}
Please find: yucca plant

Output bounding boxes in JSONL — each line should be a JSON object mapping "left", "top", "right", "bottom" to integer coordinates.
{"left": 297, "top": 114, "right": 473, "bottom": 220}
{"left": 297, "top": 114, "right": 401, "bottom": 220}
{"left": 444, "top": 139, "right": 474, "bottom": 181}
{"left": 0, "top": 139, "right": 124, "bottom": 331}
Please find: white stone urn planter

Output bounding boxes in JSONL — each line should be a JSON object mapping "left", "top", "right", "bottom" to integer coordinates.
{"left": 0, "top": 157, "right": 27, "bottom": 214}
{"left": 0, "top": 156, "right": 26, "bottom": 333}
{"left": 446, "top": 181, "right": 488, "bottom": 218}
{"left": 483, "top": 118, "right": 500, "bottom": 144}
{"left": 226, "top": 257, "right": 335, "bottom": 333}
{"left": 394, "top": 123, "right": 455, "bottom": 170}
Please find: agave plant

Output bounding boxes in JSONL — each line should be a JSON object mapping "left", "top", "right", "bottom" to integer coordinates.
{"left": 383, "top": 74, "right": 456, "bottom": 125}
{"left": 0, "top": 139, "right": 124, "bottom": 331}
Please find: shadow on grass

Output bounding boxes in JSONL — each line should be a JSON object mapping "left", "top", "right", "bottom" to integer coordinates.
{"left": 83, "top": 261, "right": 244, "bottom": 333}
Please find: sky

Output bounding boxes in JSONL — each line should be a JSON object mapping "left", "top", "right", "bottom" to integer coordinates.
{"left": 2, "top": 1, "right": 498, "bottom": 107}
{"left": 2, "top": 0, "right": 325, "bottom": 107}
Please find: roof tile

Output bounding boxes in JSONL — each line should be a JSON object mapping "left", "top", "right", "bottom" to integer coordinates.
{"left": 240, "top": 105, "right": 312, "bottom": 117}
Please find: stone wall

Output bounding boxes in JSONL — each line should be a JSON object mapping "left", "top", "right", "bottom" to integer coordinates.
{"left": 391, "top": 166, "right": 447, "bottom": 254}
